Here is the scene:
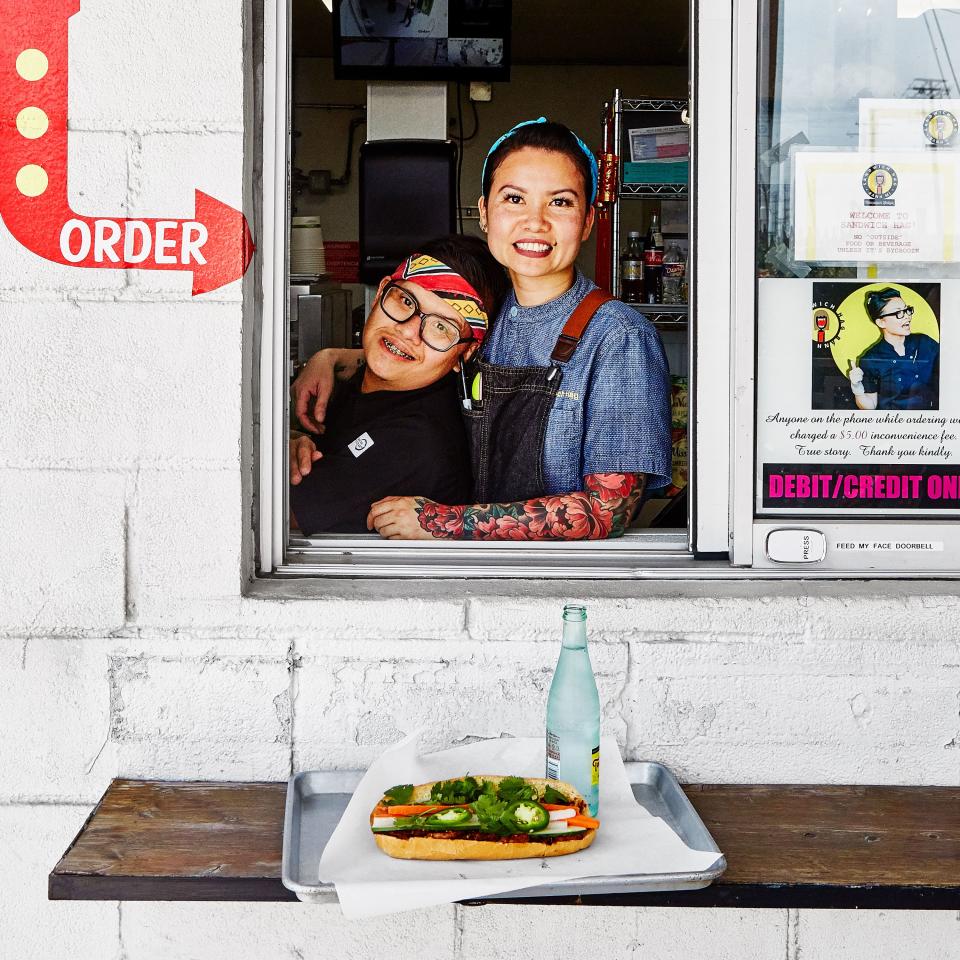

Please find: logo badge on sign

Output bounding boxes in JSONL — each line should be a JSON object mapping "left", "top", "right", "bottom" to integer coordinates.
{"left": 349, "top": 432, "right": 374, "bottom": 458}
{"left": 862, "top": 163, "right": 898, "bottom": 207}
{"left": 923, "top": 109, "right": 958, "bottom": 147}
{"left": 811, "top": 302, "right": 843, "bottom": 348}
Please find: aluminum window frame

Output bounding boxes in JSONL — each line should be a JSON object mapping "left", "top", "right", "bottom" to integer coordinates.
{"left": 728, "top": 0, "right": 960, "bottom": 577}
{"left": 257, "top": 0, "right": 291, "bottom": 574}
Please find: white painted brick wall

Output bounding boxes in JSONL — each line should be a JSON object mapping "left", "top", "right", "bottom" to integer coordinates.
{"left": 1, "top": 0, "right": 958, "bottom": 956}
{"left": 0, "top": 471, "right": 126, "bottom": 635}
{"left": 127, "top": 468, "right": 244, "bottom": 619}
{"left": 120, "top": 902, "right": 457, "bottom": 960}
{"left": 458, "top": 904, "right": 791, "bottom": 960}
{"left": 69, "top": 0, "right": 244, "bottom": 127}
{"left": 0, "top": 806, "right": 120, "bottom": 960}
{"left": 294, "top": 636, "right": 628, "bottom": 770}
{"left": 624, "top": 636, "right": 960, "bottom": 783}
{"left": 795, "top": 910, "right": 960, "bottom": 960}
{"left": 0, "top": 301, "right": 241, "bottom": 467}
{"left": 109, "top": 650, "right": 291, "bottom": 780}
{"left": 0, "top": 639, "right": 115, "bottom": 803}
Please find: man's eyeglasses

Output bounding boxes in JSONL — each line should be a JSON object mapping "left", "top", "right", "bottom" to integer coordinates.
{"left": 379, "top": 282, "right": 473, "bottom": 353}
{"left": 877, "top": 305, "right": 915, "bottom": 321}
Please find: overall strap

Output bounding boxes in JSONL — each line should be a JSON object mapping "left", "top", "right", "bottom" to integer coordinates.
{"left": 550, "top": 288, "right": 614, "bottom": 363}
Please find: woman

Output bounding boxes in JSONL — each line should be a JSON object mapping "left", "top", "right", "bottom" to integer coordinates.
{"left": 294, "top": 118, "right": 672, "bottom": 541}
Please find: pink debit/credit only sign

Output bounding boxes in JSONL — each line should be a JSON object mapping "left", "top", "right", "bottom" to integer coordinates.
{"left": 756, "top": 278, "right": 960, "bottom": 518}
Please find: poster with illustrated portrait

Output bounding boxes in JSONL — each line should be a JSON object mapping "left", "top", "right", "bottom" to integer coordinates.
{"left": 810, "top": 281, "right": 940, "bottom": 411}
{"left": 756, "top": 278, "right": 960, "bottom": 516}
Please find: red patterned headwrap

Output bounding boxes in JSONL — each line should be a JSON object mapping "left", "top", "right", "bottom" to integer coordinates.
{"left": 390, "top": 254, "right": 488, "bottom": 344}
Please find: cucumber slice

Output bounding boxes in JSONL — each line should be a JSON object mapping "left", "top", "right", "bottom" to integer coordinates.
{"left": 531, "top": 823, "right": 587, "bottom": 836}
{"left": 372, "top": 817, "right": 481, "bottom": 833}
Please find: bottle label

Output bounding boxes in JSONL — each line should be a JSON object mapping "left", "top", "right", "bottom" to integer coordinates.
{"left": 591, "top": 745, "right": 600, "bottom": 787}
{"left": 621, "top": 260, "right": 643, "bottom": 281}
{"left": 663, "top": 262, "right": 685, "bottom": 278}
{"left": 643, "top": 249, "right": 663, "bottom": 267}
{"left": 545, "top": 730, "right": 560, "bottom": 780}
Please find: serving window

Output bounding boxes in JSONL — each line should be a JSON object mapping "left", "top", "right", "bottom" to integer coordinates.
{"left": 252, "top": 0, "right": 724, "bottom": 578}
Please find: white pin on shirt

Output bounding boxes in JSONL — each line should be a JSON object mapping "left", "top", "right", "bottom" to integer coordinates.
{"left": 349, "top": 432, "right": 374, "bottom": 458}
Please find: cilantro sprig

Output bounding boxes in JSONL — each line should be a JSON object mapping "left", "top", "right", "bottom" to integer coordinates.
{"left": 430, "top": 776, "right": 484, "bottom": 804}
{"left": 542, "top": 784, "right": 570, "bottom": 805}
{"left": 383, "top": 783, "right": 414, "bottom": 804}
{"left": 471, "top": 794, "right": 514, "bottom": 835}
{"left": 496, "top": 776, "right": 536, "bottom": 802}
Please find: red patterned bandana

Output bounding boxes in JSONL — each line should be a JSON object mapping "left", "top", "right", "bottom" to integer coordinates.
{"left": 390, "top": 254, "right": 488, "bottom": 344}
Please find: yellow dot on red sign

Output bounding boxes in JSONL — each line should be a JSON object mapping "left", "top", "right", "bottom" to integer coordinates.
{"left": 16, "top": 106, "right": 48, "bottom": 139}
{"left": 16, "top": 164, "right": 48, "bottom": 197}
{"left": 16, "top": 49, "right": 48, "bottom": 81}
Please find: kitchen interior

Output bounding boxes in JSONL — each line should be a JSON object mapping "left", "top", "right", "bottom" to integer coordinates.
{"left": 288, "top": 0, "right": 691, "bottom": 530}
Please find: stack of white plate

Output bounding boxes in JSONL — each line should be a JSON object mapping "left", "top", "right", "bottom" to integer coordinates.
{"left": 290, "top": 216, "right": 326, "bottom": 276}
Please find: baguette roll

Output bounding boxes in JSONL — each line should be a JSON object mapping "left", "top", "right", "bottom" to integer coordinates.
{"left": 371, "top": 775, "right": 597, "bottom": 861}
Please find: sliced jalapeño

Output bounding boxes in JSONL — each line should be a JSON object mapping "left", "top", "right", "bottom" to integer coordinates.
{"left": 423, "top": 806, "right": 473, "bottom": 828}
{"left": 504, "top": 800, "right": 550, "bottom": 833}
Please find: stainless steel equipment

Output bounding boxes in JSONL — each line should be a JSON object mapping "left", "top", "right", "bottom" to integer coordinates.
{"left": 289, "top": 274, "right": 353, "bottom": 376}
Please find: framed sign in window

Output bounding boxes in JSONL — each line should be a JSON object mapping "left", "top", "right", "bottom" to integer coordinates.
{"left": 741, "top": 0, "right": 960, "bottom": 574}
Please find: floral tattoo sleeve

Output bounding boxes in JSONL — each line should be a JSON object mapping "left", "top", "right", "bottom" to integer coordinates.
{"left": 415, "top": 473, "right": 647, "bottom": 541}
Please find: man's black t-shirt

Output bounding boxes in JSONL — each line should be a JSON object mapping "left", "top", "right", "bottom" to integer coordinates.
{"left": 290, "top": 369, "right": 471, "bottom": 535}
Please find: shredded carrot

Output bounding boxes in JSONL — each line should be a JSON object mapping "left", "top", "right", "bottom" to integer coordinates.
{"left": 373, "top": 805, "right": 389, "bottom": 816}
{"left": 542, "top": 803, "right": 576, "bottom": 811}
{"left": 567, "top": 815, "right": 600, "bottom": 829}
{"left": 385, "top": 804, "right": 455, "bottom": 816}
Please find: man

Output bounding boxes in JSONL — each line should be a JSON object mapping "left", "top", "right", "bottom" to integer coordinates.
{"left": 848, "top": 287, "right": 939, "bottom": 411}
{"left": 289, "top": 236, "right": 506, "bottom": 535}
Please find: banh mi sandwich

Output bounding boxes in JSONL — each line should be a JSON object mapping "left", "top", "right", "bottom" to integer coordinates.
{"left": 370, "top": 775, "right": 600, "bottom": 860}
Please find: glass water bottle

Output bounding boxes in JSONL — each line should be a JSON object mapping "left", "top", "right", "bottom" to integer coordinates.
{"left": 545, "top": 604, "right": 600, "bottom": 816}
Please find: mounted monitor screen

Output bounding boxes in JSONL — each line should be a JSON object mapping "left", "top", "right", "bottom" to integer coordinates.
{"left": 333, "top": 0, "right": 511, "bottom": 81}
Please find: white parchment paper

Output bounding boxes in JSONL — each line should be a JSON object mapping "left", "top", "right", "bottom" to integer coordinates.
{"left": 318, "top": 732, "right": 723, "bottom": 917}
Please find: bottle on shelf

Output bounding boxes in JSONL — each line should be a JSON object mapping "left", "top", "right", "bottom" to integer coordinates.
{"left": 620, "top": 230, "right": 644, "bottom": 304}
{"left": 642, "top": 213, "right": 664, "bottom": 304}
{"left": 661, "top": 242, "right": 687, "bottom": 305}
{"left": 545, "top": 603, "right": 600, "bottom": 817}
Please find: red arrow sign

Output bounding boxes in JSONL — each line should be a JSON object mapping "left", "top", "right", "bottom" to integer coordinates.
{"left": 1, "top": 0, "right": 254, "bottom": 295}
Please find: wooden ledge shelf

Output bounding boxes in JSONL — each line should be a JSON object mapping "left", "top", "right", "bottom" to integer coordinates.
{"left": 49, "top": 780, "right": 960, "bottom": 909}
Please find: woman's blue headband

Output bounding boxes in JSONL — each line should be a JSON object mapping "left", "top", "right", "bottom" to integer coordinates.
{"left": 481, "top": 116, "right": 599, "bottom": 206}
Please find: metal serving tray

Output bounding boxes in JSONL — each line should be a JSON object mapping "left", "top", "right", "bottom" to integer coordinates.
{"left": 282, "top": 762, "right": 726, "bottom": 904}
